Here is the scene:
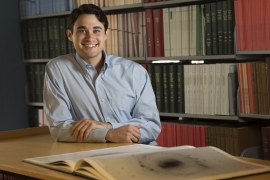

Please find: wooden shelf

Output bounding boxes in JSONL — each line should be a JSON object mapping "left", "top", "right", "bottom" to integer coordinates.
{"left": 159, "top": 112, "right": 240, "bottom": 121}
{"left": 239, "top": 113, "right": 270, "bottom": 120}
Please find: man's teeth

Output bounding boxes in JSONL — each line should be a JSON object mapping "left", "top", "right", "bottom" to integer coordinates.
{"left": 85, "top": 44, "right": 96, "bottom": 47}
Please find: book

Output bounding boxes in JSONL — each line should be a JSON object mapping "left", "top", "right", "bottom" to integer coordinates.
{"left": 145, "top": 9, "right": 155, "bottom": 57}
{"left": 152, "top": 8, "right": 164, "bottom": 57}
{"left": 23, "top": 144, "right": 270, "bottom": 180}
{"left": 261, "top": 126, "right": 270, "bottom": 160}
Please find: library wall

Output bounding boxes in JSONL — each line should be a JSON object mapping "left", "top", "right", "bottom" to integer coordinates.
{"left": 0, "top": 0, "right": 28, "bottom": 131}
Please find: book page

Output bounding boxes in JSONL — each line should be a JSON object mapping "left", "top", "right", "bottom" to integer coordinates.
{"left": 23, "top": 144, "right": 162, "bottom": 174}
{"left": 87, "top": 146, "right": 270, "bottom": 180}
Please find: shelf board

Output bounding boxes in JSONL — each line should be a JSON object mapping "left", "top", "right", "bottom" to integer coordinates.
{"left": 21, "top": 11, "right": 71, "bottom": 20}
{"left": 102, "top": 3, "right": 143, "bottom": 14}
{"left": 146, "top": 55, "right": 250, "bottom": 61}
{"left": 143, "top": 0, "right": 219, "bottom": 9}
{"left": 237, "top": 50, "right": 270, "bottom": 55}
{"left": 124, "top": 57, "right": 146, "bottom": 61}
{"left": 26, "top": 102, "right": 44, "bottom": 107}
{"left": 239, "top": 113, "right": 270, "bottom": 120}
{"left": 159, "top": 113, "right": 239, "bottom": 121}
{"left": 24, "top": 59, "right": 50, "bottom": 63}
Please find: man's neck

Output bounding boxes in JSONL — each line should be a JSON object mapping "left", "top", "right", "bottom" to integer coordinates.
{"left": 85, "top": 54, "right": 105, "bottom": 74}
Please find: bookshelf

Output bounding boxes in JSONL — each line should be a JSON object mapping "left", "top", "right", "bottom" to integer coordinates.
{"left": 20, "top": 0, "right": 270, "bottom": 121}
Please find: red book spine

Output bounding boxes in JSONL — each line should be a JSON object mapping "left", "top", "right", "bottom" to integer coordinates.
{"left": 145, "top": 9, "right": 155, "bottom": 57}
{"left": 252, "top": 0, "right": 259, "bottom": 50}
{"left": 153, "top": 8, "right": 164, "bottom": 57}
{"left": 156, "top": 122, "right": 165, "bottom": 146}
{"left": 259, "top": 0, "right": 266, "bottom": 49}
{"left": 237, "top": 63, "right": 245, "bottom": 113}
{"left": 200, "top": 126, "right": 207, "bottom": 147}
{"left": 244, "top": 0, "right": 252, "bottom": 50}
{"left": 246, "top": 63, "right": 255, "bottom": 113}
{"left": 234, "top": 0, "right": 245, "bottom": 50}
{"left": 266, "top": 0, "right": 270, "bottom": 49}
{"left": 176, "top": 124, "right": 182, "bottom": 146}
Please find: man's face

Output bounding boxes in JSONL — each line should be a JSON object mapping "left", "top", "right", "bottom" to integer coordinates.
{"left": 67, "top": 14, "right": 107, "bottom": 62}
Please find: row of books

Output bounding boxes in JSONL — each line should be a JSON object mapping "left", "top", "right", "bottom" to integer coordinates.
{"left": 77, "top": 0, "right": 142, "bottom": 7}
{"left": 27, "top": 61, "right": 270, "bottom": 118}
{"left": 105, "top": 12, "right": 146, "bottom": 57}
{"left": 26, "top": 63, "right": 46, "bottom": 103}
{"left": 238, "top": 61, "right": 270, "bottom": 115}
{"left": 145, "top": 63, "right": 185, "bottom": 114}
{"left": 157, "top": 121, "right": 264, "bottom": 157}
{"left": 21, "top": 0, "right": 75, "bottom": 17}
{"left": 20, "top": 0, "right": 161, "bottom": 17}
{"left": 184, "top": 63, "right": 237, "bottom": 116}
{"left": 22, "top": 17, "right": 76, "bottom": 60}
{"left": 146, "top": 0, "right": 235, "bottom": 57}
{"left": 145, "top": 63, "right": 238, "bottom": 116}
{"left": 235, "top": 0, "right": 270, "bottom": 50}
{"left": 156, "top": 122, "right": 207, "bottom": 148}
{"left": 28, "top": 108, "right": 47, "bottom": 127}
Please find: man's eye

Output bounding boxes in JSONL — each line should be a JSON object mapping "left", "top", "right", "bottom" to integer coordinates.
{"left": 79, "top": 29, "right": 85, "bottom": 33}
{"left": 93, "top": 30, "right": 100, "bottom": 33}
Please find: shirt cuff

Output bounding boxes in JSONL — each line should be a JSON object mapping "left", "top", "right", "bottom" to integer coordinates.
{"left": 85, "top": 128, "right": 109, "bottom": 143}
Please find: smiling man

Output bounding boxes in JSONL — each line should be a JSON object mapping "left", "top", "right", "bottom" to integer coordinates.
{"left": 43, "top": 4, "right": 161, "bottom": 145}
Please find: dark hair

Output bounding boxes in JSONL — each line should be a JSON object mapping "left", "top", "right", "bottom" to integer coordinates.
{"left": 67, "top": 4, "right": 108, "bottom": 34}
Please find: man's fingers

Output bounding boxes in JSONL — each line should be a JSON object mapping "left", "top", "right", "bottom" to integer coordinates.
{"left": 136, "top": 124, "right": 142, "bottom": 129}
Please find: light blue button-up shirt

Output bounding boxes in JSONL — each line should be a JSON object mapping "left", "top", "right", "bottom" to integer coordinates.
{"left": 43, "top": 52, "right": 161, "bottom": 144}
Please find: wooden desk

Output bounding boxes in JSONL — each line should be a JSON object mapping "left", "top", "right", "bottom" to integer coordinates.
{"left": 0, "top": 126, "right": 269, "bottom": 180}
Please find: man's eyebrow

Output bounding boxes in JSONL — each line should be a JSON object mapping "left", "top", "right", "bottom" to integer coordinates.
{"left": 76, "top": 26, "right": 103, "bottom": 30}
{"left": 76, "top": 26, "right": 86, "bottom": 29}
{"left": 93, "top": 26, "right": 103, "bottom": 30}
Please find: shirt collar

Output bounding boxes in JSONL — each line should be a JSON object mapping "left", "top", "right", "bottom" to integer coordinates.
{"left": 75, "top": 50, "right": 109, "bottom": 75}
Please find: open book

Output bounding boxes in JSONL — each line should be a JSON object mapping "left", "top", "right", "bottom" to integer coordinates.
{"left": 23, "top": 144, "right": 270, "bottom": 180}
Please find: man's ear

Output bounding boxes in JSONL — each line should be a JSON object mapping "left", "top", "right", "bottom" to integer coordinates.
{"left": 66, "top": 29, "right": 73, "bottom": 41}
{"left": 105, "top": 29, "right": 109, "bottom": 41}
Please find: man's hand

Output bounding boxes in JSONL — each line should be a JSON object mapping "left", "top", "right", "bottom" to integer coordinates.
{"left": 105, "top": 124, "right": 142, "bottom": 143}
{"left": 70, "top": 118, "right": 112, "bottom": 142}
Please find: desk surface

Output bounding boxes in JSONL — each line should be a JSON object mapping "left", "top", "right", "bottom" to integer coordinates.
{"left": 0, "top": 126, "right": 270, "bottom": 180}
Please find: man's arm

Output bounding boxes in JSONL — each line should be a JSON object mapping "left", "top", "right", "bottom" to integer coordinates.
{"left": 44, "top": 62, "right": 109, "bottom": 142}
{"left": 106, "top": 66, "right": 161, "bottom": 144}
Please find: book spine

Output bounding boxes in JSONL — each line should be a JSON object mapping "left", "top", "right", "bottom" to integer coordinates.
{"left": 59, "top": 17, "right": 67, "bottom": 56}
{"left": 41, "top": 19, "right": 49, "bottom": 58}
{"left": 153, "top": 9, "right": 164, "bottom": 57}
{"left": 210, "top": 2, "right": 218, "bottom": 55}
{"left": 261, "top": 126, "right": 270, "bottom": 160}
{"left": 204, "top": 3, "right": 212, "bottom": 55}
{"left": 266, "top": 57, "right": 270, "bottom": 114}
{"left": 251, "top": 62, "right": 259, "bottom": 114}
{"left": 227, "top": 0, "right": 235, "bottom": 54}
{"left": 162, "top": 65, "right": 169, "bottom": 113}
{"left": 260, "top": 62, "right": 269, "bottom": 114}
{"left": 154, "top": 64, "right": 163, "bottom": 112}
{"left": 195, "top": 5, "right": 202, "bottom": 56}
{"left": 145, "top": 9, "right": 155, "bottom": 57}
{"left": 168, "top": 64, "right": 177, "bottom": 113}
{"left": 246, "top": 63, "right": 255, "bottom": 114}
{"left": 176, "top": 64, "right": 184, "bottom": 113}
{"left": 217, "top": 1, "right": 223, "bottom": 55}
{"left": 222, "top": 1, "right": 228, "bottom": 54}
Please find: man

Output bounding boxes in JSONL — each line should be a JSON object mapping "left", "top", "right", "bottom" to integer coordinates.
{"left": 43, "top": 4, "right": 161, "bottom": 145}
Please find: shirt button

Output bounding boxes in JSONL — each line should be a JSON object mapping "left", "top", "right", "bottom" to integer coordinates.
{"left": 108, "top": 117, "right": 110, "bottom": 120}
{"left": 101, "top": 99, "right": 105, "bottom": 102}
